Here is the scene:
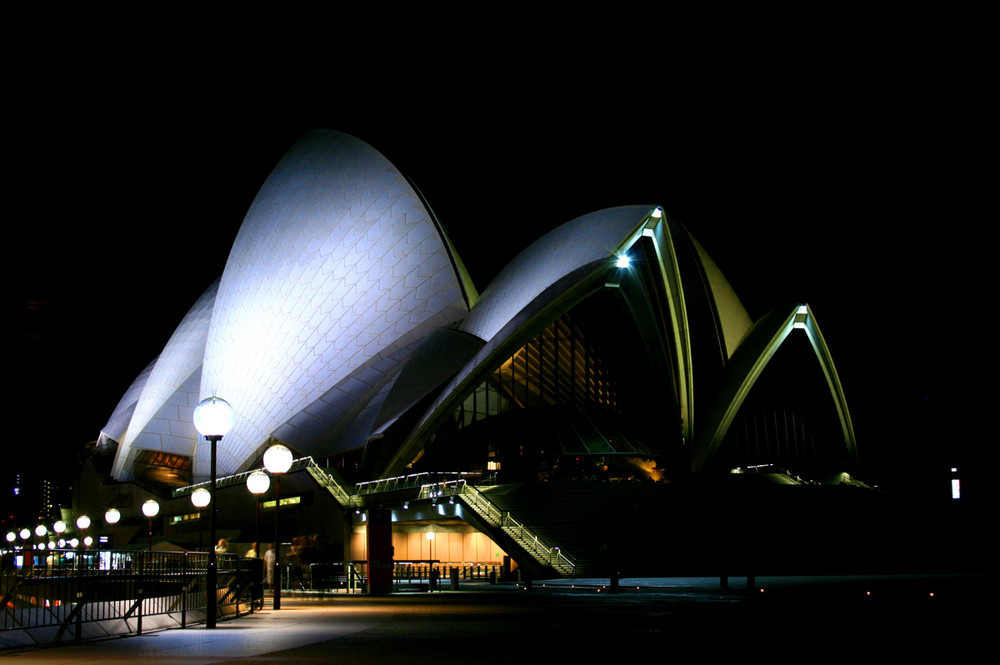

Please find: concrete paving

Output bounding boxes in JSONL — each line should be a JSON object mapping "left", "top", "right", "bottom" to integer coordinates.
{"left": 0, "top": 597, "right": 376, "bottom": 664}
{"left": 2, "top": 575, "right": 997, "bottom": 663}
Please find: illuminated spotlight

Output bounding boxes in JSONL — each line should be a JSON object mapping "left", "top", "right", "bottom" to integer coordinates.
{"left": 403, "top": 502, "right": 409, "bottom": 510}
{"left": 616, "top": 254, "right": 630, "bottom": 268}
{"left": 651, "top": 206, "right": 663, "bottom": 219}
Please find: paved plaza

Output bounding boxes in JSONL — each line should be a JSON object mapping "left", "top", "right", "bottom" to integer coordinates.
{"left": 2, "top": 576, "right": 996, "bottom": 663}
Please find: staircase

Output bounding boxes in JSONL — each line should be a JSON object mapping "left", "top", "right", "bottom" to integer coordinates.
{"left": 174, "top": 461, "right": 578, "bottom": 578}
{"left": 452, "top": 483, "right": 576, "bottom": 577}
{"left": 303, "top": 459, "right": 358, "bottom": 508}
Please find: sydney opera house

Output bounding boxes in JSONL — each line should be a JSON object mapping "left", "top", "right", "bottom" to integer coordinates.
{"left": 78, "top": 130, "right": 863, "bottom": 578}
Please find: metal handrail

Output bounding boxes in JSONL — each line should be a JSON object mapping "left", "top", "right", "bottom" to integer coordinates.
{"left": 173, "top": 457, "right": 358, "bottom": 507}
{"left": 421, "top": 482, "right": 576, "bottom": 575}
{"left": 1, "top": 550, "right": 262, "bottom": 641}
{"left": 302, "top": 459, "right": 357, "bottom": 507}
{"left": 172, "top": 465, "right": 576, "bottom": 575}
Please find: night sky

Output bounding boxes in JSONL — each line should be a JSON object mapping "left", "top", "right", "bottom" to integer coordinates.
{"left": 7, "top": 29, "right": 992, "bottom": 522}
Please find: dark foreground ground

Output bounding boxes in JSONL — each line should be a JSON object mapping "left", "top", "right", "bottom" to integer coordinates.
{"left": 4, "top": 576, "right": 997, "bottom": 663}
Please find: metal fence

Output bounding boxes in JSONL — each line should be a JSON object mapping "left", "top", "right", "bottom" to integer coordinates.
{"left": 1, "top": 550, "right": 263, "bottom": 644}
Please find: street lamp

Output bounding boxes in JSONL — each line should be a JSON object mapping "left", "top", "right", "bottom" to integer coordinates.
{"left": 193, "top": 395, "right": 235, "bottom": 629}
{"left": 191, "top": 488, "right": 211, "bottom": 552}
{"left": 104, "top": 509, "right": 120, "bottom": 550}
{"left": 426, "top": 531, "right": 436, "bottom": 589}
{"left": 263, "top": 444, "right": 292, "bottom": 609}
{"left": 75, "top": 515, "right": 90, "bottom": 550}
{"left": 142, "top": 499, "right": 160, "bottom": 551}
{"left": 18, "top": 529, "right": 30, "bottom": 567}
{"left": 246, "top": 471, "right": 270, "bottom": 560}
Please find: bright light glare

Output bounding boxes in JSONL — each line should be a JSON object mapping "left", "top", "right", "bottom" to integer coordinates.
{"left": 616, "top": 254, "right": 630, "bottom": 268}
{"left": 193, "top": 396, "right": 236, "bottom": 438}
{"left": 142, "top": 500, "right": 160, "bottom": 518}
{"left": 246, "top": 471, "right": 271, "bottom": 495}
{"left": 263, "top": 444, "right": 294, "bottom": 474}
{"left": 192, "top": 487, "right": 213, "bottom": 507}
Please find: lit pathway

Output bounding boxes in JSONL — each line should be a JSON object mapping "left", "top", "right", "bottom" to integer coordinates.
{"left": 3, "top": 576, "right": 996, "bottom": 663}
{"left": 1, "top": 599, "right": 376, "bottom": 665}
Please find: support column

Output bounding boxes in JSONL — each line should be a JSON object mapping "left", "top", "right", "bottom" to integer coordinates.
{"left": 366, "top": 508, "right": 393, "bottom": 595}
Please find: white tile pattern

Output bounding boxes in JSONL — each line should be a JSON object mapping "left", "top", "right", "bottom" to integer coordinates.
{"left": 461, "top": 206, "right": 652, "bottom": 342}
{"left": 200, "top": 131, "right": 467, "bottom": 474}
{"left": 108, "top": 282, "right": 217, "bottom": 477}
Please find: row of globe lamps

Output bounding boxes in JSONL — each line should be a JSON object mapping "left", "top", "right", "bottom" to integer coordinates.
{"left": 3, "top": 396, "right": 292, "bottom": 630}
{"left": 4, "top": 506, "right": 152, "bottom": 553}
{"left": 5, "top": 515, "right": 99, "bottom": 550}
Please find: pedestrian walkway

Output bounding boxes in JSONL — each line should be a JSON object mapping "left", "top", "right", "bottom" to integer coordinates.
{"left": 3, "top": 575, "right": 996, "bottom": 663}
{"left": 0, "top": 597, "right": 378, "bottom": 664}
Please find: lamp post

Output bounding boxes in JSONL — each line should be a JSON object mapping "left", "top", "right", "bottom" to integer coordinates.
{"left": 193, "top": 396, "right": 235, "bottom": 630}
{"left": 104, "top": 509, "right": 120, "bottom": 550}
{"left": 263, "top": 444, "right": 292, "bottom": 610}
{"left": 246, "top": 471, "right": 270, "bottom": 560}
{"left": 426, "top": 531, "right": 436, "bottom": 590}
{"left": 191, "top": 488, "right": 212, "bottom": 552}
{"left": 52, "top": 522, "right": 66, "bottom": 565}
{"left": 19, "top": 529, "right": 30, "bottom": 568}
{"left": 142, "top": 500, "right": 159, "bottom": 551}
{"left": 76, "top": 515, "right": 91, "bottom": 553}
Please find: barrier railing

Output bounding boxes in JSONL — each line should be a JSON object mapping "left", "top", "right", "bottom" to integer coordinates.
{"left": 1, "top": 550, "right": 263, "bottom": 643}
{"left": 416, "top": 480, "right": 577, "bottom": 576}
{"left": 170, "top": 462, "right": 575, "bottom": 577}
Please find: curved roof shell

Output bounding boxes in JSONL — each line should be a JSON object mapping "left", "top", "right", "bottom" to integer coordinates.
{"left": 201, "top": 130, "right": 470, "bottom": 475}
{"left": 99, "top": 130, "right": 856, "bottom": 484}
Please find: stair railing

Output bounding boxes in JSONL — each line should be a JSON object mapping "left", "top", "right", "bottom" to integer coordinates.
{"left": 421, "top": 481, "right": 575, "bottom": 575}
